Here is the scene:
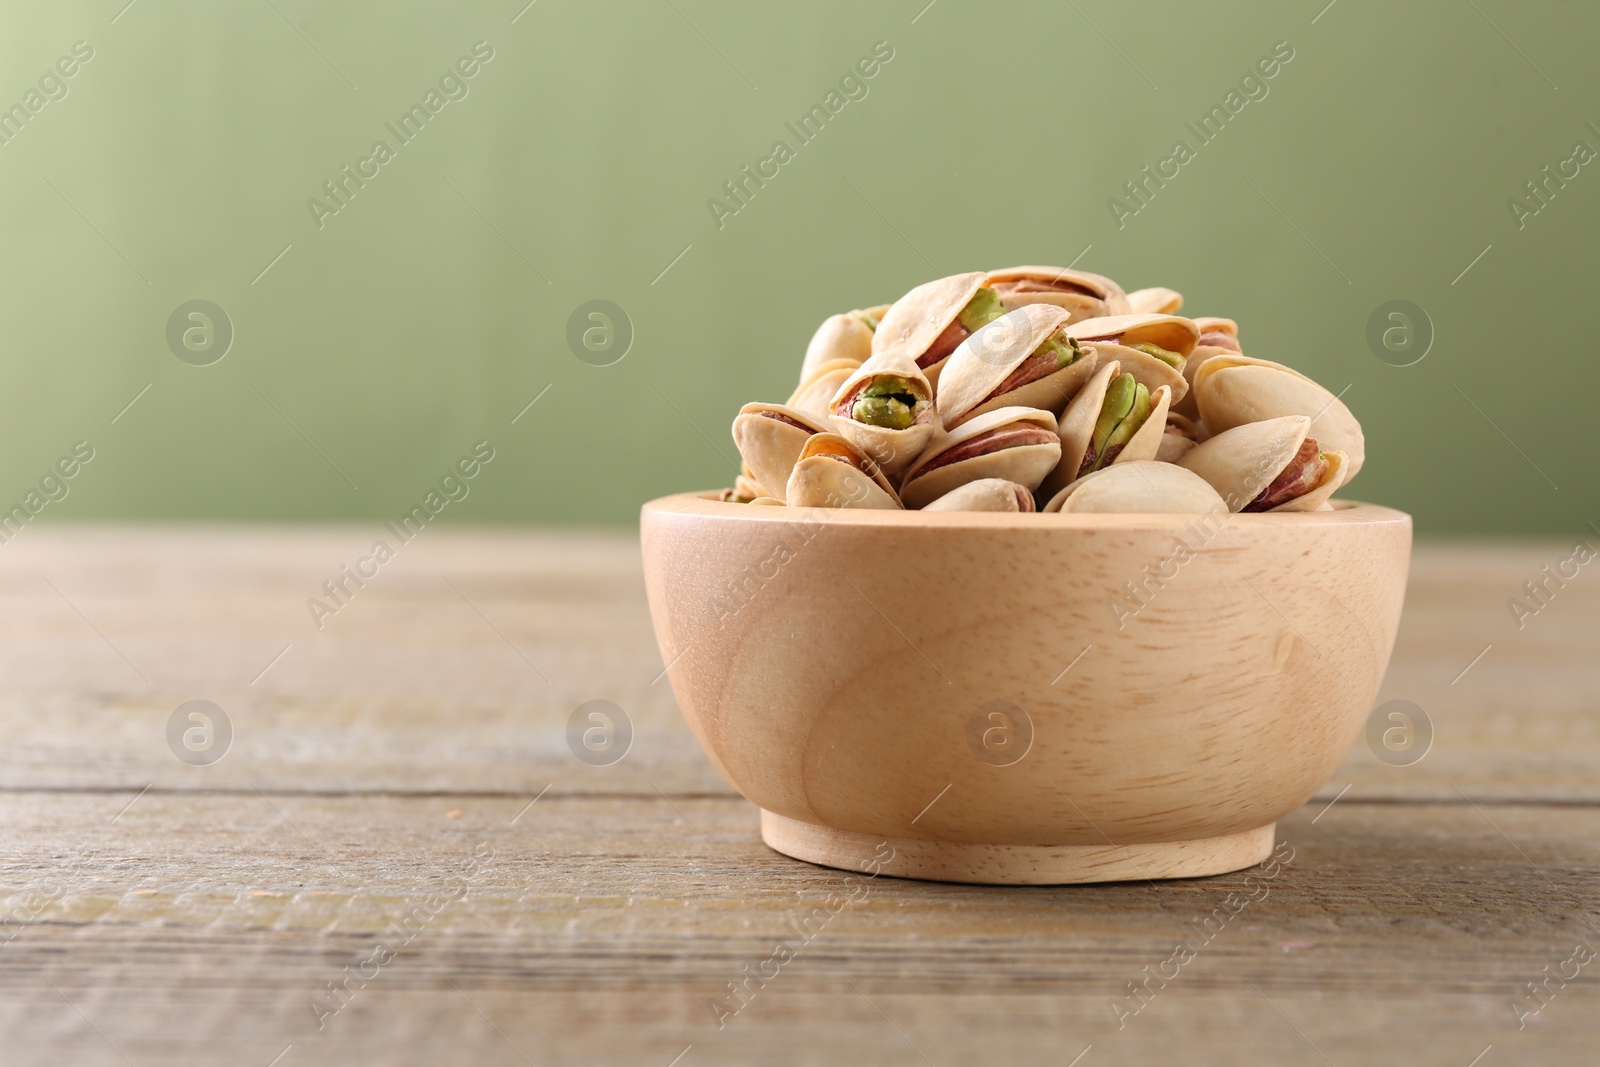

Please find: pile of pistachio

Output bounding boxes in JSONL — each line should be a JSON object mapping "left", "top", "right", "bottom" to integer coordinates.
{"left": 725, "top": 267, "right": 1363, "bottom": 514}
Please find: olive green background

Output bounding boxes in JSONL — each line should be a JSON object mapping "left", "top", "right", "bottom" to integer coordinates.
{"left": 1, "top": 0, "right": 1593, "bottom": 534}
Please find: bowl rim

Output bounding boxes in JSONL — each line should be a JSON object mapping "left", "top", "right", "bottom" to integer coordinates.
{"left": 642, "top": 491, "right": 1410, "bottom": 531}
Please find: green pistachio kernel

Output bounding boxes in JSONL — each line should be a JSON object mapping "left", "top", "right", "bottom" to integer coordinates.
{"left": 853, "top": 395, "right": 914, "bottom": 430}
{"left": 1082, "top": 375, "right": 1152, "bottom": 473}
{"left": 957, "top": 287, "right": 1007, "bottom": 332}
{"left": 856, "top": 310, "right": 881, "bottom": 332}
{"left": 1101, "top": 381, "right": 1152, "bottom": 454}
{"left": 862, "top": 375, "right": 918, "bottom": 399}
{"left": 1127, "top": 341, "right": 1186, "bottom": 371}
{"left": 1035, "top": 331, "right": 1083, "bottom": 369}
{"left": 853, "top": 377, "right": 921, "bottom": 429}
{"left": 1090, "top": 373, "right": 1138, "bottom": 454}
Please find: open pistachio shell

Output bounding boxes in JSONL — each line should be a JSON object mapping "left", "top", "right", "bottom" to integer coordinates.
{"left": 826, "top": 355, "right": 936, "bottom": 478}
{"left": 1269, "top": 450, "right": 1346, "bottom": 512}
{"left": 899, "top": 406, "right": 1060, "bottom": 510}
{"left": 1176, "top": 415, "right": 1311, "bottom": 512}
{"left": 871, "top": 271, "right": 990, "bottom": 372}
{"left": 1175, "top": 348, "right": 1228, "bottom": 418}
{"left": 921, "top": 478, "right": 1036, "bottom": 513}
{"left": 1119, "top": 385, "right": 1171, "bottom": 465}
{"left": 1038, "top": 360, "right": 1173, "bottom": 500}
{"left": 1192, "top": 316, "right": 1241, "bottom": 351}
{"left": 785, "top": 433, "right": 903, "bottom": 510}
{"left": 731, "top": 402, "right": 831, "bottom": 505}
{"left": 1126, "top": 287, "right": 1184, "bottom": 316}
{"left": 1193, "top": 354, "right": 1365, "bottom": 481}
{"left": 936, "top": 304, "right": 1099, "bottom": 429}
{"left": 799, "top": 313, "right": 873, "bottom": 385}
{"left": 748, "top": 496, "right": 785, "bottom": 506}
{"left": 1066, "top": 313, "right": 1201, "bottom": 361}
{"left": 1155, "top": 412, "right": 1202, "bottom": 463}
{"left": 787, "top": 358, "right": 859, "bottom": 420}
{"left": 1173, "top": 320, "right": 1241, "bottom": 418}
{"left": 1042, "top": 461, "right": 1228, "bottom": 514}
{"left": 1079, "top": 340, "right": 1188, "bottom": 404}
{"left": 984, "top": 266, "right": 1132, "bottom": 322}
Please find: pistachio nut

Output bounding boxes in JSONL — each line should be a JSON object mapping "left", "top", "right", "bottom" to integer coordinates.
{"left": 871, "top": 273, "right": 1007, "bottom": 389}
{"left": 1067, "top": 314, "right": 1200, "bottom": 370}
{"left": 921, "top": 478, "right": 1037, "bottom": 513}
{"left": 1192, "top": 354, "right": 1364, "bottom": 481}
{"left": 899, "top": 406, "right": 1061, "bottom": 510}
{"left": 1041, "top": 460, "right": 1228, "bottom": 514}
{"left": 936, "top": 304, "right": 1099, "bottom": 429}
{"left": 826, "top": 354, "right": 937, "bottom": 477}
{"left": 1173, "top": 316, "right": 1243, "bottom": 418}
{"left": 785, "top": 432, "right": 904, "bottom": 510}
{"left": 1126, "top": 286, "right": 1184, "bottom": 316}
{"left": 1192, "top": 316, "right": 1241, "bottom": 353}
{"left": 1039, "top": 360, "right": 1173, "bottom": 499}
{"left": 787, "top": 358, "right": 860, "bottom": 420}
{"left": 732, "top": 402, "right": 831, "bottom": 504}
{"left": 984, "top": 266, "right": 1132, "bottom": 323}
{"left": 1154, "top": 412, "right": 1202, "bottom": 463}
{"left": 799, "top": 313, "right": 871, "bottom": 385}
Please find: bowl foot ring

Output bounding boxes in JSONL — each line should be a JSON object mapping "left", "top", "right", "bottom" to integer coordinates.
{"left": 760, "top": 810, "right": 1277, "bottom": 885}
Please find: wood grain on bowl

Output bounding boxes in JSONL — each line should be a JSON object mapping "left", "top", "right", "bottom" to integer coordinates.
{"left": 641, "top": 493, "right": 1411, "bottom": 884}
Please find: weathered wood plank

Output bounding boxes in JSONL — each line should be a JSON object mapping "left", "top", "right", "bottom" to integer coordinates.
{"left": 0, "top": 530, "right": 1595, "bottom": 801}
{"left": 0, "top": 792, "right": 1595, "bottom": 1065}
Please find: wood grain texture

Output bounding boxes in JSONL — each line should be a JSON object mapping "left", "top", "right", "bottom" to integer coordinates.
{"left": 0, "top": 527, "right": 1596, "bottom": 1064}
{"left": 642, "top": 495, "right": 1411, "bottom": 881}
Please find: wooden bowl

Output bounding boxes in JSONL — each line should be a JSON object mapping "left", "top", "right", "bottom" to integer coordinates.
{"left": 640, "top": 493, "right": 1411, "bottom": 884}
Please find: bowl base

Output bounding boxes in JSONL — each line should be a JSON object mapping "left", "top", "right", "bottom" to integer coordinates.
{"left": 760, "top": 811, "right": 1277, "bottom": 885}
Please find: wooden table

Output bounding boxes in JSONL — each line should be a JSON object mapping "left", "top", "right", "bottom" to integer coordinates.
{"left": 1, "top": 528, "right": 1595, "bottom": 1065}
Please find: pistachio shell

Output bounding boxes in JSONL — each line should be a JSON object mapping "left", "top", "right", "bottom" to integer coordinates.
{"left": 1081, "top": 341, "right": 1188, "bottom": 403}
{"left": 1154, "top": 412, "right": 1202, "bottom": 463}
{"left": 785, "top": 433, "right": 903, "bottom": 510}
{"left": 1165, "top": 411, "right": 1203, "bottom": 440}
{"left": 826, "top": 354, "right": 936, "bottom": 478}
{"left": 1268, "top": 450, "right": 1347, "bottom": 512}
{"left": 732, "top": 403, "right": 831, "bottom": 505}
{"left": 1176, "top": 415, "right": 1311, "bottom": 512}
{"left": 1041, "top": 360, "right": 1117, "bottom": 498}
{"left": 1081, "top": 340, "right": 1188, "bottom": 404}
{"left": 1126, "top": 287, "right": 1184, "bottom": 316}
{"left": 787, "top": 358, "right": 859, "bottom": 420}
{"left": 921, "top": 478, "right": 1036, "bottom": 513}
{"left": 1193, "top": 354, "right": 1364, "bottom": 481}
{"left": 1066, "top": 313, "right": 1200, "bottom": 359}
{"left": 899, "top": 406, "right": 1061, "bottom": 510}
{"left": 1041, "top": 461, "right": 1228, "bottom": 514}
{"left": 748, "top": 496, "right": 785, "bottom": 506}
{"left": 1155, "top": 432, "right": 1196, "bottom": 464}
{"left": 799, "top": 313, "right": 873, "bottom": 385}
{"left": 936, "top": 304, "right": 1097, "bottom": 429}
{"left": 1173, "top": 345, "right": 1234, "bottom": 418}
{"left": 871, "top": 272, "right": 987, "bottom": 361}
{"left": 984, "top": 266, "right": 1132, "bottom": 322}
{"left": 1192, "top": 316, "right": 1240, "bottom": 347}
{"left": 1117, "top": 385, "right": 1172, "bottom": 466}
{"left": 1038, "top": 360, "right": 1173, "bottom": 499}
